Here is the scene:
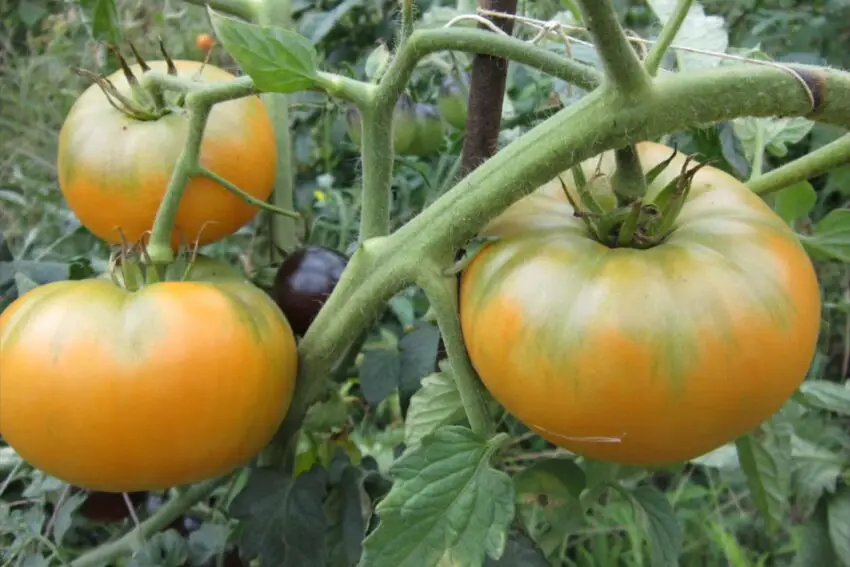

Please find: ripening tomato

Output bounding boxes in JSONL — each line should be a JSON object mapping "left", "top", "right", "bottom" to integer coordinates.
{"left": 0, "top": 277, "right": 297, "bottom": 492}
{"left": 459, "top": 141, "right": 821, "bottom": 466}
{"left": 196, "top": 33, "right": 215, "bottom": 51}
{"left": 57, "top": 60, "right": 277, "bottom": 248}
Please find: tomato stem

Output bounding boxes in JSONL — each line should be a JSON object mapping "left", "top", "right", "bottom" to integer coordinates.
{"left": 748, "top": 132, "right": 850, "bottom": 196}
{"left": 612, "top": 144, "right": 647, "bottom": 205}
{"left": 196, "top": 167, "right": 301, "bottom": 219}
{"left": 643, "top": 0, "right": 694, "bottom": 76}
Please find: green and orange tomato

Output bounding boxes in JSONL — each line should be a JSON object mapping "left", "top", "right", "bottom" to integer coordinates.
{"left": 0, "top": 274, "right": 297, "bottom": 492}
{"left": 459, "top": 141, "right": 821, "bottom": 466}
{"left": 57, "top": 60, "right": 277, "bottom": 249}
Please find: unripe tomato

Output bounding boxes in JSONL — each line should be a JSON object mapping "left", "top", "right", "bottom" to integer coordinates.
{"left": 460, "top": 142, "right": 821, "bottom": 466}
{"left": 196, "top": 33, "right": 215, "bottom": 51}
{"left": 404, "top": 103, "right": 445, "bottom": 157}
{"left": 437, "top": 74, "right": 468, "bottom": 130}
{"left": 57, "top": 60, "right": 277, "bottom": 249}
{"left": 269, "top": 245, "right": 348, "bottom": 336}
{"left": 345, "top": 94, "right": 417, "bottom": 154}
{"left": 0, "top": 278, "right": 297, "bottom": 492}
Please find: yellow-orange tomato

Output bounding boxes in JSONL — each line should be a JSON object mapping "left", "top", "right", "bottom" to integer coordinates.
{"left": 57, "top": 60, "right": 276, "bottom": 249}
{"left": 0, "top": 278, "right": 297, "bottom": 492}
{"left": 196, "top": 33, "right": 215, "bottom": 51}
{"left": 459, "top": 142, "right": 821, "bottom": 466}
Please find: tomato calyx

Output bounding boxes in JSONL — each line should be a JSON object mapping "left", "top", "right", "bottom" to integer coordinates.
{"left": 561, "top": 147, "right": 708, "bottom": 249}
{"left": 72, "top": 39, "right": 182, "bottom": 122}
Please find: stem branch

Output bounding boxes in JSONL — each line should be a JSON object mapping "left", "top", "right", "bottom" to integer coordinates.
{"left": 575, "top": 0, "right": 651, "bottom": 95}
{"left": 748, "top": 133, "right": 850, "bottom": 196}
{"left": 644, "top": 0, "right": 694, "bottom": 76}
{"left": 183, "top": 0, "right": 257, "bottom": 21}
{"left": 196, "top": 167, "right": 300, "bottom": 219}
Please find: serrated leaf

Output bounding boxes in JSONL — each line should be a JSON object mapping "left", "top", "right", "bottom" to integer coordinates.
{"left": 230, "top": 466, "right": 329, "bottom": 566}
{"left": 628, "top": 486, "right": 683, "bottom": 567}
{"left": 209, "top": 9, "right": 319, "bottom": 93}
{"left": 404, "top": 369, "right": 465, "bottom": 447}
{"left": 398, "top": 323, "right": 441, "bottom": 392}
{"left": 771, "top": 181, "right": 817, "bottom": 224}
{"left": 483, "top": 528, "right": 549, "bottom": 566}
{"left": 798, "top": 380, "right": 850, "bottom": 415}
{"left": 646, "top": 0, "right": 728, "bottom": 70}
{"left": 52, "top": 491, "right": 87, "bottom": 545}
{"left": 791, "top": 435, "right": 845, "bottom": 517}
{"left": 128, "top": 531, "right": 189, "bottom": 567}
{"left": 735, "top": 427, "right": 791, "bottom": 531}
{"left": 801, "top": 209, "right": 850, "bottom": 263}
{"left": 360, "top": 348, "right": 401, "bottom": 405}
{"left": 188, "top": 523, "right": 231, "bottom": 567}
{"left": 360, "top": 426, "right": 515, "bottom": 567}
{"left": 828, "top": 487, "right": 850, "bottom": 567}
{"left": 325, "top": 464, "right": 367, "bottom": 566}
{"left": 732, "top": 116, "right": 814, "bottom": 163}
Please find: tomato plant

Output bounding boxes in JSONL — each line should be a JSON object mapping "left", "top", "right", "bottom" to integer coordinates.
{"left": 57, "top": 59, "right": 277, "bottom": 249}
{"left": 0, "top": 274, "right": 298, "bottom": 492}
{"left": 195, "top": 32, "right": 215, "bottom": 51}
{"left": 268, "top": 245, "right": 348, "bottom": 336}
{"left": 459, "top": 142, "right": 822, "bottom": 465}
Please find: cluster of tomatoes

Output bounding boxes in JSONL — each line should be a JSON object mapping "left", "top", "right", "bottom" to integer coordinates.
{"left": 0, "top": 52, "right": 347, "bottom": 502}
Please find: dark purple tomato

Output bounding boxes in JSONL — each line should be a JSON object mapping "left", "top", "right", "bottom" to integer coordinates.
{"left": 78, "top": 490, "right": 148, "bottom": 522}
{"left": 270, "top": 246, "right": 349, "bottom": 336}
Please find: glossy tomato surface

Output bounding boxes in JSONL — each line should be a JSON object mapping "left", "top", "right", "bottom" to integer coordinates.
{"left": 270, "top": 246, "right": 348, "bottom": 336}
{"left": 57, "top": 60, "right": 276, "bottom": 248}
{"left": 459, "top": 141, "right": 821, "bottom": 466}
{"left": 0, "top": 278, "right": 297, "bottom": 492}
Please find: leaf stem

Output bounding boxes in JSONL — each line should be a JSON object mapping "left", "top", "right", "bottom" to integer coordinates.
{"left": 748, "top": 133, "right": 850, "bottom": 196}
{"left": 196, "top": 167, "right": 300, "bottom": 219}
{"left": 183, "top": 0, "right": 258, "bottom": 21}
{"left": 574, "top": 0, "right": 652, "bottom": 95}
{"left": 417, "top": 264, "right": 494, "bottom": 437}
{"left": 68, "top": 478, "right": 227, "bottom": 567}
{"left": 644, "top": 0, "right": 694, "bottom": 76}
{"left": 748, "top": 120, "right": 766, "bottom": 182}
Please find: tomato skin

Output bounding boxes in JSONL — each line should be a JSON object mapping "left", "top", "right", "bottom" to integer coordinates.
{"left": 57, "top": 60, "right": 277, "bottom": 249}
{"left": 196, "top": 33, "right": 215, "bottom": 51}
{"left": 269, "top": 245, "right": 348, "bottom": 336}
{"left": 404, "top": 103, "right": 445, "bottom": 157}
{"left": 437, "top": 74, "right": 468, "bottom": 130}
{"left": 459, "top": 141, "right": 821, "bottom": 466}
{"left": 0, "top": 278, "right": 297, "bottom": 492}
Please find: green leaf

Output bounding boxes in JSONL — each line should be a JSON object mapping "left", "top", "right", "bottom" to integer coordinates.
{"left": 78, "top": 0, "right": 121, "bottom": 44}
{"left": 771, "top": 181, "right": 817, "bottom": 224}
{"left": 360, "top": 426, "right": 515, "bottom": 567}
{"left": 325, "top": 460, "right": 367, "bottom": 566}
{"left": 303, "top": 392, "right": 350, "bottom": 433}
{"left": 14, "top": 272, "right": 39, "bottom": 297}
{"left": 0, "top": 261, "right": 70, "bottom": 288}
{"left": 187, "top": 523, "right": 231, "bottom": 567}
{"left": 795, "top": 499, "right": 838, "bottom": 567}
{"left": 483, "top": 528, "right": 549, "bottom": 566}
{"left": 514, "top": 458, "right": 586, "bottom": 502}
{"left": 209, "top": 9, "right": 319, "bottom": 93}
{"left": 364, "top": 44, "right": 392, "bottom": 81}
{"left": 801, "top": 209, "right": 850, "bottom": 263}
{"left": 230, "top": 466, "right": 329, "bottom": 566}
{"left": 735, "top": 422, "right": 792, "bottom": 532}
{"left": 404, "top": 367, "right": 465, "bottom": 447}
{"left": 733, "top": 116, "right": 814, "bottom": 163}
{"left": 827, "top": 487, "right": 850, "bottom": 567}
{"left": 300, "top": 0, "right": 364, "bottom": 44}
{"left": 52, "top": 491, "right": 87, "bottom": 545}
{"left": 19, "top": 554, "right": 48, "bottom": 567}
{"left": 398, "top": 323, "right": 441, "bottom": 392}
{"left": 628, "top": 486, "right": 683, "bottom": 567}
{"left": 17, "top": 1, "right": 47, "bottom": 27}
{"left": 790, "top": 435, "right": 845, "bottom": 517}
{"left": 645, "top": 0, "right": 728, "bottom": 70}
{"left": 360, "top": 348, "right": 401, "bottom": 405}
{"left": 798, "top": 380, "right": 850, "bottom": 416}
{"left": 128, "top": 531, "right": 189, "bottom": 567}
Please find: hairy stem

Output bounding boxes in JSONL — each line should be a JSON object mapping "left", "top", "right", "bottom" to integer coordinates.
{"left": 418, "top": 265, "right": 494, "bottom": 436}
{"left": 69, "top": 478, "right": 226, "bottom": 567}
{"left": 575, "top": 0, "right": 651, "bottom": 95}
{"left": 196, "top": 167, "right": 300, "bottom": 218}
{"left": 748, "top": 133, "right": 850, "bottom": 196}
{"left": 612, "top": 144, "right": 648, "bottom": 203}
{"left": 644, "top": 0, "right": 694, "bottom": 76}
{"left": 459, "top": 0, "right": 518, "bottom": 176}
{"left": 748, "top": 120, "right": 766, "bottom": 182}
{"left": 358, "top": 103, "right": 395, "bottom": 239}
{"left": 184, "top": 0, "right": 257, "bottom": 20}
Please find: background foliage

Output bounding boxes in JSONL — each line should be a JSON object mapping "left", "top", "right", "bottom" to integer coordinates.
{"left": 1, "top": 0, "right": 849, "bottom": 566}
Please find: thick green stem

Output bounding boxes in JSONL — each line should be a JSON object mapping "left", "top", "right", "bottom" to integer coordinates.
{"left": 256, "top": 0, "right": 298, "bottom": 259}
{"left": 358, "top": 103, "right": 395, "bottom": 240}
{"left": 644, "top": 0, "right": 694, "bottom": 76}
{"left": 184, "top": 0, "right": 257, "bottom": 21}
{"left": 575, "top": 0, "right": 652, "bottom": 95}
{"left": 69, "top": 478, "right": 226, "bottom": 567}
{"left": 417, "top": 265, "right": 494, "bottom": 437}
{"left": 748, "top": 133, "right": 850, "bottom": 196}
{"left": 196, "top": 167, "right": 300, "bottom": 218}
{"left": 612, "top": 144, "right": 648, "bottom": 204}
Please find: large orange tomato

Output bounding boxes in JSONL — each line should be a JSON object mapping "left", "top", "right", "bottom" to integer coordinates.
{"left": 459, "top": 141, "right": 821, "bottom": 466}
{"left": 0, "top": 277, "right": 297, "bottom": 492}
{"left": 57, "top": 59, "right": 277, "bottom": 248}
